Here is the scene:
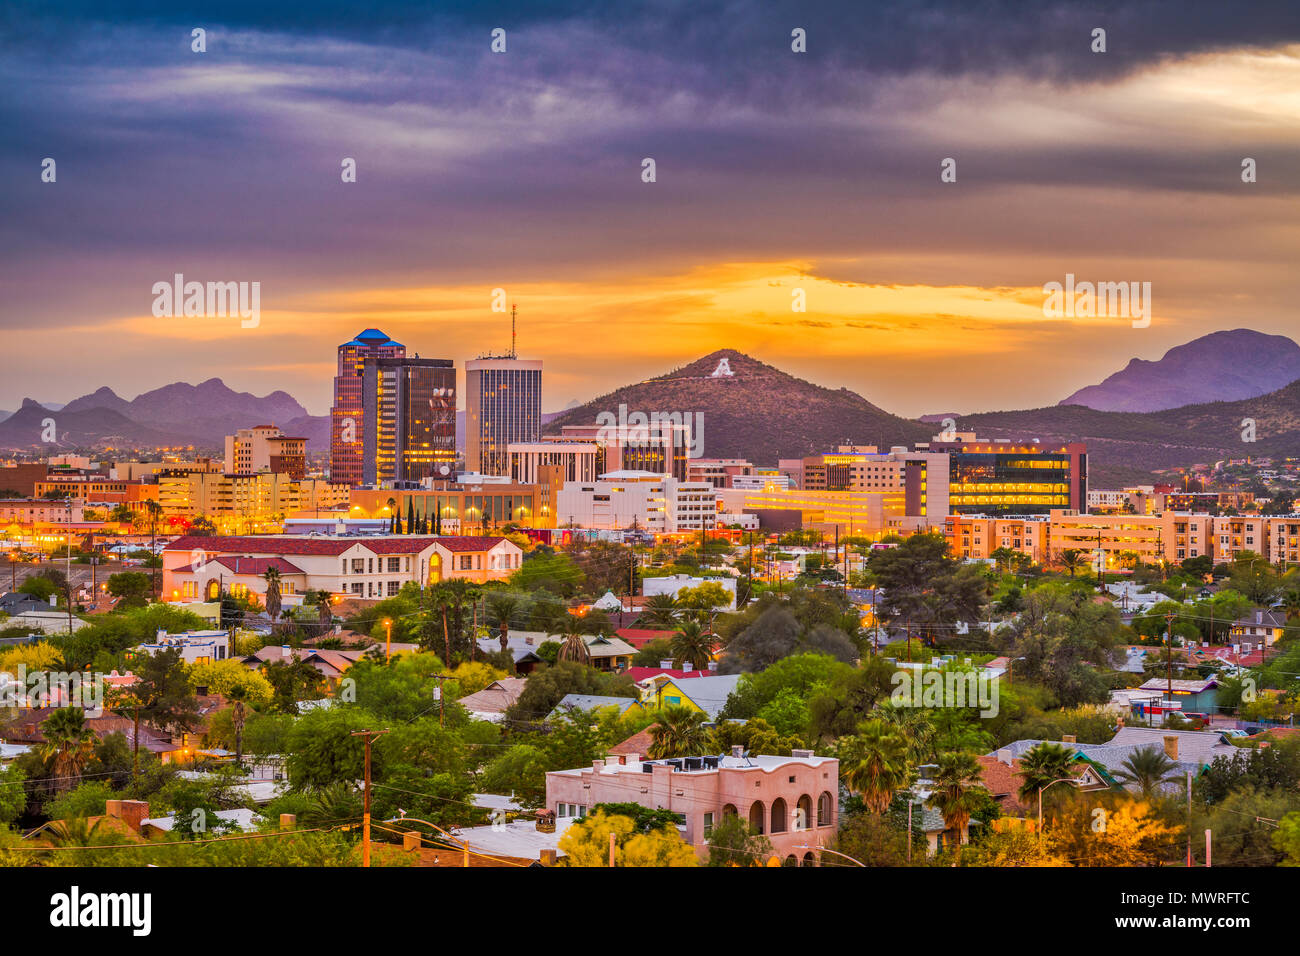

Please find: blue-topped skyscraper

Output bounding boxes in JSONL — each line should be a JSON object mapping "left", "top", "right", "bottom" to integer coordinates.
{"left": 330, "top": 329, "right": 406, "bottom": 486}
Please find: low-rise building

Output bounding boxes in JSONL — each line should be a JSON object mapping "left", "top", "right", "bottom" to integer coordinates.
{"left": 545, "top": 749, "right": 839, "bottom": 863}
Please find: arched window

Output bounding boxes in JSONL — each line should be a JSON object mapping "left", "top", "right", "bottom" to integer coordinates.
{"left": 817, "top": 791, "right": 833, "bottom": 827}
{"left": 802, "top": 851, "right": 816, "bottom": 867}
{"left": 771, "top": 797, "right": 788, "bottom": 834}
{"left": 795, "top": 794, "right": 812, "bottom": 831}
{"left": 783, "top": 854, "right": 799, "bottom": 867}
{"left": 748, "top": 801, "right": 766, "bottom": 835}
{"left": 722, "top": 803, "right": 738, "bottom": 820}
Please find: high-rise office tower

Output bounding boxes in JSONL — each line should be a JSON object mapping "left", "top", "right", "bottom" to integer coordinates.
{"left": 466, "top": 358, "right": 543, "bottom": 476}
{"left": 361, "top": 357, "right": 457, "bottom": 484}
{"left": 330, "top": 329, "right": 405, "bottom": 485}
{"left": 465, "top": 308, "right": 542, "bottom": 476}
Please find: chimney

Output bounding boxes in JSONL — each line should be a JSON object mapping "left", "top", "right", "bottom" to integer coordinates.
{"left": 282, "top": 645, "right": 292, "bottom": 659}
{"left": 1061, "top": 734, "right": 1076, "bottom": 744}
{"left": 403, "top": 830, "right": 422, "bottom": 852}
{"left": 730, "top": 745, "right": 744, "bottom": 759}
{"left": 1163, "top": 735, "right": 1179, "bottom": 761}
{"left": 660, "top": 660, "right": 674, "bottom": 670}
{"left": 279, "top": 813, "right": 297, "bottom": 830}
{"left": 791, "top": 749, "right": 814, "bottom": 759}
{"left": 539, "top": 848, "right": 558, "bottom": 866}
{"left": 625, "top": 753, "right": 639, "bottom": 764}
{"left": 996, "top": 748, "right": 1012, "bottom": 766}
{"left": 592, "top": 759, "right": 605, "bottom": 774}
{"left": 707, "top": 661, "right": 718, "bottom": 671}
{"left": 104, "top": 799, "right": 149, "bottom": 833}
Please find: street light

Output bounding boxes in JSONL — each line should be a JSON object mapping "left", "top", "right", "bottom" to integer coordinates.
{"left": 1037, "top": 777, "right": 1078, "bottom": 834}
{"left": 384, "top": 618, "right": 393, "bottom": 663}
{"left": 793, "top": 844, "right": 863, "bottom": 867}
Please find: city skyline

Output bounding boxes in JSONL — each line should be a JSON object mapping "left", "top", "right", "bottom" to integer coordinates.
{"left": 4, "top": 3, "right": 1300, "bottom": 417}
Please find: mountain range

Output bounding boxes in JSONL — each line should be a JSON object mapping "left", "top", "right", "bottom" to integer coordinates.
{"left": 1058, "top": 329, "right": 1300, "bottom": 412}
{"left": 545, "top": 349, "right": 934, "bottom": 461}
{"left": 2, "top": 331, "right": 1296, "bottom": 484}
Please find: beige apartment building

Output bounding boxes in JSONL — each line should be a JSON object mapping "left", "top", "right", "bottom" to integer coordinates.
{"left": 945, "top": 509, "right": 1299, "bottom": 569}
{"left": 158, "top": 471, "right": 348, "bottom": 524}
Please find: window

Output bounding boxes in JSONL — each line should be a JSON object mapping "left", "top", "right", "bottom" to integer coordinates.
{"left": 460, "top": 555, "right": 474, "bottom": 570}
{"left": 386, "top": 581, "right": 400, "bottom": 596}
{"left": 703, "top": 812, "right": 714, "bottom": 836}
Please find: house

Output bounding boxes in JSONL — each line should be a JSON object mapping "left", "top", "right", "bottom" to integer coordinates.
{"left": 648, "top": 673, "right": 742, "bottom": 719}
{"left": 547, "top": 694, "right": 644, "bottom": 722}
{"left": 615, "top": 628, "right": 677, "bottom": 650}
{"left": 132, "top": 629, "right": 232, "bottom": 666}
{"left": 244, "top": 645, "right": 365, "bottom": 684}
{"left": 458, "top": 678, "right": 528, "bottom": 722}
{"left": 162, "top": 533, "right": 524, "bottom": 604}
{"left": 1230, "top": 609, "right": 1286, "bottom": 647}
{"left": 995, "top": 728, "right": 1241, "bottom": 796}
{"left": 545, "top": 748, "right": 839, "bottom": 863}
{"left": 1134, "top": 677, "right": 1221, "bottom": 720}
{"left": 0, "top": 592, "right": 51, "bottom": 616}
{"left": 580, "top": 634, "right": 637, "bottom": 672}
{"left": 3, "top": 708, "right": 179, "bottom": 761}
{"left": 973, "top": 752, "right": 1032, "bottom": 816}
{"left": 474, "top": 634, "right": 545, "bottom": 673}
{"left": 142, "top": 807, "right": 259, "bottom": 837}
{"left": 641, "top": 574, "right": 737, "bottom": 610}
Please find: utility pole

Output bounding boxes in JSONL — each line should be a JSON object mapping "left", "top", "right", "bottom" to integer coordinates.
{"left": 1186, "top": 770, "right": 1193, "bottom": 867}
{"left": 430, "top": 674, "right": 451, "bottom": 726}
{"left": 65, "top": 498, "right": 73, "bottom": 635}
{"left": 351, "top": 729, "right": 390, "bottom": 867}
{"left": 1166, "top": 609, "right": 1176, "bottom": 719}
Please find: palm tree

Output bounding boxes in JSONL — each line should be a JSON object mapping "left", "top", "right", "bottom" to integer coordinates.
{"left": 1017, "top": 741, "right": 1078, "bottom": 805}
{"left": 386, "top": 497, "right": 397, "bottom": 534}
{"left": 556, "top": 614, "right": 591, "bottom": 665}
{"left": 1114, "top": 745, "right": 1180, "bottom": 799}
{"left": 641, "top": 593, "right": 680, "bottom": 630}
{"left": 45, "top": 817, "right": 110, "bottom": 847}
{"left": 40, "top": 707, "right": 97, "bottom": 793}
{"left": 1281, "top": 588, "right": 1300, "bottom": 623}
{"left": 1060, "top": 549, "right": 1085, "bottom": 578}
{"left": 927, "top": 752, "right": 985, "bottom": 844}
{"left": 487, "top": 594, "right": 520, "bottom": 655}
{"left": 670, "top": 619, "right": 714, "bottom": 670}
{"left": 878, "top": 707, "right": 938, "bottom": 764}
{"left": 264, "top": 566, "right": 282, "bottom": 622}
{"left": 647, "top": 705, "right": 710, "bottom": 758}
{"left": 837, "top": 719, "right": 911, "bottom": 814}
{"left": 227, "top": 684, "right": 250, "bottom": 766}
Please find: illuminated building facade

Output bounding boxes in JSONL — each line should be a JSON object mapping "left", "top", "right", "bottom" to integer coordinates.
{"left": 224, "top": 425, "right": 306, "bottom": 479}
{"left": 360, "top": 357, "right": 456, "bottom": 484}
{"left": 349, "top": 483, "right": 542, "bottom": 532}
{"left": 465, "top": 357, "right": 543, "bottom": 477}
{"left": 929, "top": 439, "right": 1087, "bottom": 516}
{"left": 330, "top": 329, "right": 405, "bottom": 486}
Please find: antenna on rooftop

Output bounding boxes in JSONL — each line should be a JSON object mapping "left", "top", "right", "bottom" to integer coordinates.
{"left": 510, "top": 303, "right": 518, "bottom": 360}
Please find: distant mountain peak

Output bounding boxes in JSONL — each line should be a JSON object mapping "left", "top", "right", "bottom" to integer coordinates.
{"left": 1059, "top": 329, "right": 1300, "bottom": 412}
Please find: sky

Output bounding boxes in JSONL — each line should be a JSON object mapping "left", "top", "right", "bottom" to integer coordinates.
{"left": 2, "top": 1, "right": 1299, "bottom": 419}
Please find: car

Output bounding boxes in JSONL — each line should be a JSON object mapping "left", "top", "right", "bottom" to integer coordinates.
{"left": 1182, "top": 712, "right": 1209, "bottom": 723}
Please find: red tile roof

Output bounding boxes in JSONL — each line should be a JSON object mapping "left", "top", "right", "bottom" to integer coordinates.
{"left": 180, "top": 556, "right": 305, "bottom": 575}
{"left": 974, "top": 755, "right": 1030, "bottom": 815}
{"left": 608, "top": 728, "right": 655, "bottom": 758}
{"left": 615, "top": 628, "right": 676, "bottom": 649}
{"left": 167, "top": 534, "right": 508, "bottom": 557}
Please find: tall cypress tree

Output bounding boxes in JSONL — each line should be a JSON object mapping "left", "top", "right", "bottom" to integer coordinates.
{"left": 407, "top": 499, "right": 416, "bottom": 534}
